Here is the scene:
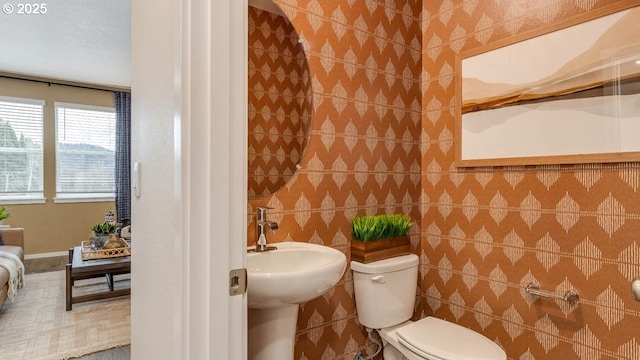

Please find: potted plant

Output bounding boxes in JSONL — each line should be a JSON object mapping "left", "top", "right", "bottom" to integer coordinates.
{"left": 0, "top": 206, "right": 10, "bottom": 224}
{"left": 90, "top": 221, "right": 118, "bottom": 249}
{"left": 351, "top": 214, "right": 413, "bottom": 263}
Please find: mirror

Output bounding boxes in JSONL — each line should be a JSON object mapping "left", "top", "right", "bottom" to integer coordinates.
{"left": 247, "top": 0, "right": 313, "bottom": 198}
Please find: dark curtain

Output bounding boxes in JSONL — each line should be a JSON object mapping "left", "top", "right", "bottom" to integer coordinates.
{"left": 115, "top": 92, "right": 131, "bottom": 224}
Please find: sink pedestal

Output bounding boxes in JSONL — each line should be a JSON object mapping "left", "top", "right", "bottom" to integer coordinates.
{"left": 247, "top": 242, "right": 347, "bottom": 360}
{"left": 248, "top": 304, "right": 298, "bottom": 360}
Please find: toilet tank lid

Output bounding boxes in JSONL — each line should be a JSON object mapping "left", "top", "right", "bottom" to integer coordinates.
{"left": 350, "top": 254, "right": 418, "bottom": 273}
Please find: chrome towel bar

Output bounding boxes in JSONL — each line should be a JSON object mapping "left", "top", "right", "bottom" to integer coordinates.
{"left": 525, "top": 282, "right": 579, "bottom": 305}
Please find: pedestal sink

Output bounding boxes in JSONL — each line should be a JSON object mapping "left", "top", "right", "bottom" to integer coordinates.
{"left": 247, "top": 241, "right": 347, "bottom": 360}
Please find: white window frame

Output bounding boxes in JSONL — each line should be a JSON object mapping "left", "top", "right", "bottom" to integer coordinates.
{"left": 0, "top": 95, "right": 45, "bottom": 204}
{"left": 54, "top": 102, "right": 116, "bottom": 203}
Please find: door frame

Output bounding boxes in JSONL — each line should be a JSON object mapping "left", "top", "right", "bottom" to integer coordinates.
{"left": 178, "top": 0, "right": 247, "bottom": 358}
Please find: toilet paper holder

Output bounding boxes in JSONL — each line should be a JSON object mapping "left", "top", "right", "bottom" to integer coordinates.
{"left": 631, "top": 278, "right": 640, "bottom": 302}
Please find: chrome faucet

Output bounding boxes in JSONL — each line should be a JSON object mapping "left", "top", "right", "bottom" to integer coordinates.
{"left": 254, "top": 206, "right": 279, "bottom": 252}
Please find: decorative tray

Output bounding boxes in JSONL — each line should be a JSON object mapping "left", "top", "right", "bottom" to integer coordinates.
{"left": 81, "top": 241, "right": 131, "bottom": 260}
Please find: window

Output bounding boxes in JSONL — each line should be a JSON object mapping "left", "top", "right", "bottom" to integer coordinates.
{"left": 55, "top": 103, "right": 116, "bottom": 201}
{"left": 0, "top": 96, "right": 44, "bottom": 202}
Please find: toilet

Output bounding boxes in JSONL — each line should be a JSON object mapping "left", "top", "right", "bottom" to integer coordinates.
{"left": 351, "top": 254, "right": 506, "bottom": 360}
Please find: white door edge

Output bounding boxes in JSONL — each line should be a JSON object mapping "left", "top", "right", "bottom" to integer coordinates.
{"left": 177, "top": 0, "right": 247, "bottom": 359}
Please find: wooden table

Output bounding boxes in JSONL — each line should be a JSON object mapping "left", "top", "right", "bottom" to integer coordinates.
{"left": 66, "top": 246, "right": 131, "bottom": 311}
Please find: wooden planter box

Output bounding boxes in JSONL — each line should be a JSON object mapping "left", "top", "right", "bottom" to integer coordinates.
{"left": 351, "top": 236, "right": 410, "bottom": 263}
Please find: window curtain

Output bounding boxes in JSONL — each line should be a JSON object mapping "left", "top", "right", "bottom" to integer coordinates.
{"left": 114, "top": 92, "right": 131, "bottom": 224}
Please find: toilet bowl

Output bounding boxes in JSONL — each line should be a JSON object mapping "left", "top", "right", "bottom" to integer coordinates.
{"left": 351, "top": 254, "right": 506, "bottom": 360}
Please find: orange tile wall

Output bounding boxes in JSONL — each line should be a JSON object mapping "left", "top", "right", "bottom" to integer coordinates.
{"left": 248, "top": 1, "right": 422, "bottom": 359}
{"left": 420, "top": 1, "right": 640, "bottom": 360}
{"left": 248, "top": 1, "right": 640, "bottom": 359}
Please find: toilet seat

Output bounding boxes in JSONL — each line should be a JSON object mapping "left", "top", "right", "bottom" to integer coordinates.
{"left": 395, "top": 317, "right": 506, "bottom": 360}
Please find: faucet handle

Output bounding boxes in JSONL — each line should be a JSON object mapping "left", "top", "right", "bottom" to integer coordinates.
{"left": 257, "top": 206, "right": 274, "bottom": 216}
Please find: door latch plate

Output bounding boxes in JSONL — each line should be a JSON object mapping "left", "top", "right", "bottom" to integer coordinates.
{"left": 229, "top": 268, "right": 247, "bottom": 296}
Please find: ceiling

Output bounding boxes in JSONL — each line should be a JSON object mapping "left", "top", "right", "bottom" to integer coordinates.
{"left": 0, "top": 0, "right": 131, "bottom": 88}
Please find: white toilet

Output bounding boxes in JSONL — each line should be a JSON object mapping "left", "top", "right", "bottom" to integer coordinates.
{"left": 351, "top": 254, "right": 507, "bottom": 360}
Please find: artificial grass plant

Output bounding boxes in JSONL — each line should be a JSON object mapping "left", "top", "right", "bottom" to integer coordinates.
{"left": 351, "top": 214, "right": 413, "bottom": 242}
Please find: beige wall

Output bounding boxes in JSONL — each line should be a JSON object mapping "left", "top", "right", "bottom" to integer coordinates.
{"left": 0, "top": 76, "right": 115, "bottom": 254}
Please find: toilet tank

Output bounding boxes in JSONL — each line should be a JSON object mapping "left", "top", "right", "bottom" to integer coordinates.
{"left": 351, "top": 254, "right": 419, "bottom": 329}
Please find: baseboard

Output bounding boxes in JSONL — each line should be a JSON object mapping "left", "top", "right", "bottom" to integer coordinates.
{"left": 25, "top": 251, "right": 68, "bottom": 260}
{"left": 24, "top": 251, "right": 68, "bottom": 274}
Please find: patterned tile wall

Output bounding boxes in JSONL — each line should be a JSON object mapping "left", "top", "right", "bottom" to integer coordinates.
{"left": 248, "top": 7, "right": 312, "bottom": 198}
{"left": 420, "top": 1, "right": 640, "bottom": 360}
{"left": 248, "top": 1, "right": 640, "bottom": 360}
{"left": 248, "top": 1, "right": 422, "bottom": 359}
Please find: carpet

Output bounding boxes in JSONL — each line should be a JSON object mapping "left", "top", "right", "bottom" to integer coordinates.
{"left": 0, "top": 270, "right": 130, "bottom": 360}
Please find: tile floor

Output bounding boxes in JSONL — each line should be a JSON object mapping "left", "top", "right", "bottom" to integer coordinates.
{"left": 25, "top": 256, "right": 132, "bottom": 360}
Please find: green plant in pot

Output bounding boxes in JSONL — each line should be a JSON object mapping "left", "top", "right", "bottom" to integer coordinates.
{"left": 352, "top": 214, "right": 413, "bottom": 242}
{"left": 0, "top": 206, "right": 10, "bottom": 223}
{"left": 91, "top": 221, "right": 118, "bottom": 249}
{"left": 351, "top": 214, "right": 413, "bottom": 263}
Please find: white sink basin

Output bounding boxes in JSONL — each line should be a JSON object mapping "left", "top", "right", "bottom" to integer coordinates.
{"left": 247, "top": 241, "right": 347, "bottom": 309}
